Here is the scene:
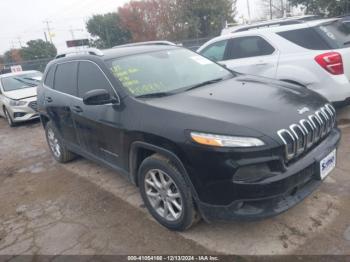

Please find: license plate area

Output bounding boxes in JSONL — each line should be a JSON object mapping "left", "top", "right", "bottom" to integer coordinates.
{"left": 319, "top": 149, "right": 336, "bottom": 180}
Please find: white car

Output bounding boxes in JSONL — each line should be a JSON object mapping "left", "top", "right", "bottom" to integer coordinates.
{"left": 198, "top": 18, "right": 350, "bottom": 105}
{"left": 0, "top": 71, "right": 42, "bottom": 126}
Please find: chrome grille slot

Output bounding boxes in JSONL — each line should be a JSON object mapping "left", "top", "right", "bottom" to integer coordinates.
{"left": 300, "top": 119, "right": 314, "bottom": 148}
{"left": 309, "top": 115, "right": 322, "bottom": 142}
{"left": 277, "top": 129, "right": 296, "bottom": 160}
{"left": 290, "top": 124, "right": 306, "bottom": 154}
{"left": 316, "top": 110, "right": 328, "bottom": 137}
{"left": 277, "top": 104, "right": 335, "bottom": 162}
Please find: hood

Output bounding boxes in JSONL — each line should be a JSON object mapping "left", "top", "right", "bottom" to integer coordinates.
{"left": 142, "top": 75, "right": 328, "bottom": 141}
{"left": 4, "top": 87, "right": 37, "bottom": 100}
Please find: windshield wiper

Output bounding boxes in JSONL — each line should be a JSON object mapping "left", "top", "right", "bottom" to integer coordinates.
{"left": 135, "top": 91, "right": 174, "bottom": 98}
{"left": 184, "top": 78, "right": 224, "bottom": 92}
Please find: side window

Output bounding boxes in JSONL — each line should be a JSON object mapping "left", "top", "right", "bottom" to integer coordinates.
{"left": 226, "top": 36, "right": 275, "bottom": 60}
{"left": 200, "top": 40, "right": 228, "bottom": 62}
{"left": 44, "top": 65, "right": 55, "bottom": 88}
{"left": 54, "top": 62, "right": 78, "bottom": 96}
{"left": 77, "top": 61, "right": 114, "bottom": 98}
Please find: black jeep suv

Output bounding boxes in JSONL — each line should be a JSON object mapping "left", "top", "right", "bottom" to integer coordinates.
{"left": 37, "top": 45, "right": 340, "bottom": 231}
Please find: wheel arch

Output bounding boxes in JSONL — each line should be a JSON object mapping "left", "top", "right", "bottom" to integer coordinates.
{"left": 39, "top": 113, "right": 50, "bottom": 128}
{"left": 129, "top": 141, "right": 190, "bottom": 186}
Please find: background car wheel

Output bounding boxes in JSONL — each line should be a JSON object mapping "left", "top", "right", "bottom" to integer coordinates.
{"left": 3, "top": 108, "right": 15, "bottom": 127}
{"left": 139, "top": 153, "right": 199, "bottom": 231}
{"left": 45, "top": 121, "right": 76, "bottom": 163}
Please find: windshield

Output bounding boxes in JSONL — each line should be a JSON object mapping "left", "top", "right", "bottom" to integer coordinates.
{"left": 1, "top": 72, "right": 43, "bottom": 92}
{"left": 108, "top": 49, "right": 233, "bottom": 97}
{"left": 316, "top": 19, "right": 350, "bottom": 48}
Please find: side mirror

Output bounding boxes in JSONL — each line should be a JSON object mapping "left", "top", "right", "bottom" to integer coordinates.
{"left": 83, "top": 89, "right": 118, "bottom": 105}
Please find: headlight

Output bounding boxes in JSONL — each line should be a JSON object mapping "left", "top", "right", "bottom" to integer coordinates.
{"left": 190, "top": 132, "right": 265, "bottom": 147}
{"left": 8, "top": 99, "right": 27, "bottom": 106}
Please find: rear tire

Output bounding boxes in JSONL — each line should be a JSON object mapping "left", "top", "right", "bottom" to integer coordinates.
{"left": 139, "top": 153, "right": 199, "bottom": 231}
{"left": 45, "top": 121, "right": 76, "bottom": 163}
{"left": 3, "top": 108, "right": 15, "bottom": 127}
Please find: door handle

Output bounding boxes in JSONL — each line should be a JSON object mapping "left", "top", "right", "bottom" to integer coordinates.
{"left": 255, "top": 62, "right": 269, "bottom": 66}
{"left": 72, "top": 106, "right": 83, "bottom": 113}
{"left": 45, "top": 97, "right": 53, "bottom": 103}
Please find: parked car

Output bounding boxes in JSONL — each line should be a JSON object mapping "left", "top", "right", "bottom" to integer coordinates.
{"left": 0, "top": 70, "right": 42, "bottom": 126}
{"left": 198, "top": 18, "right": 350, "bottom": 105}
{"left": 38, "top": 46, "right": 340, "bottom": 231}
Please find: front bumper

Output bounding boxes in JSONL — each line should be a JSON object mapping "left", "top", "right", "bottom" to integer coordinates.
{"left": 7, "top": 100, "right": 39, "bottom": 123}
{"left": 192, "top": 128, "right": 341, "bottom": 222}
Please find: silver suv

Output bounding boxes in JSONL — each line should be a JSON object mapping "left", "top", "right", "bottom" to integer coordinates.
{"left": 0, "top": 70, "right": 42, "bottom": 126}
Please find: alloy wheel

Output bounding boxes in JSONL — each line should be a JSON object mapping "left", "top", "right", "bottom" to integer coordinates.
{"left": 144, "top": 169, "right": 183, "bottom": 221}
{"left": 47, "top": 128, "right": 61, "bottom": 158}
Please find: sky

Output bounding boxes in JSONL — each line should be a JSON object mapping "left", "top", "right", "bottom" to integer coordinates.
{"left": 0, "top": 0, "right": 130, "bottom": 54}
{"left": 0, "top": 0, "right": 259, "bottom": 55}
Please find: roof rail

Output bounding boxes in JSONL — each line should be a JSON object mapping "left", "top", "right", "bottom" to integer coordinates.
{"left": 55, "top": 48, "right": 104, "bottom": 59}
{"left": 113, "top": 41, "right": 177, "bottom": 48}
{"left": 222, "top": 15, "right": 323, "bottom": 34}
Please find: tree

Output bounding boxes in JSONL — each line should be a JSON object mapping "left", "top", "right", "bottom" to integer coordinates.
{"left": 118, "top": 0, "right": 236, "bottom": 41}
{"left": 86, "top": 13, "right": 132, "bottom": 48}
{"left": 21, "top": 39, "right": 57, "bottom": 60}
{"left": 259, "top": 0, "right": 291, "bottom": 20}
{"left": 0, "top": 55, "right": 4, "bottom": 68}
{"left": 183, "top": 0, "right": 236, "bottom": 38}
{"left": 118, "top": 1, "right": 160, "bottom": 42}
{"left": 4, "top": 49, "right": 22, "bottom": 64}
{"left": 289, "top": 0, "right": 350, "bottom": 16}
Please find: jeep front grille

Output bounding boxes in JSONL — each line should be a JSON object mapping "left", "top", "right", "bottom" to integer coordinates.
{"left": 277, "top": 104, "right": 336, "bottom": 161}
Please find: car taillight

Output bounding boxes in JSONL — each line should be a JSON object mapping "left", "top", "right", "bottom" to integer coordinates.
{"left": 315, "top": 52, "right": 344, "bottom": 75}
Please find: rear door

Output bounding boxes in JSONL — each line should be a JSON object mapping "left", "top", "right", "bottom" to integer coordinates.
{"left": 72, "top": 60, "right": 123, "bottom": 166}
{"left": 44, "top": 61, "right": 80, "bottom": 147}
{"left": 221, "top": 35, "right": 279, "bottom": 78}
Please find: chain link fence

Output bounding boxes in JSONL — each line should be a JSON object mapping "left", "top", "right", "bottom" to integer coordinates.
{"left": 177, "top": 37, "right": 212, "bottom": 51}
{"left": 1, "top": 57, "right": 53, "bottom": 74}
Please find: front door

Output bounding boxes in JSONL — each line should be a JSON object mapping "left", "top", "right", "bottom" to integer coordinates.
{"left": 221, "top": 35, "right": 279, "bottom": 78}
{"left": 72, "top": 60, "right": 123, "bottom": 167}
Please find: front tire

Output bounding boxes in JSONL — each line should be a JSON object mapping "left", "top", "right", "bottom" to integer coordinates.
{"left": 139, "top": 154, "right": 199, "bottom": 231}
{"left": 3, "top": 108, "right": 15, "bottom": 127}
{"left": 45, "top": 121, "right": 76, "bottom": 163}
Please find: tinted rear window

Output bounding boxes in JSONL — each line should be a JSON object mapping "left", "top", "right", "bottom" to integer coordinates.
{"left": 316, "top": 20, "right": 350, "bottom": 48}
{"left": 277, "top": 28, "right": 333, "bottom": 50}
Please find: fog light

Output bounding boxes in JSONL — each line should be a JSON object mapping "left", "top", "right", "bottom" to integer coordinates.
{"left": 14, "top": 112, "right": 26, "bottom": 118}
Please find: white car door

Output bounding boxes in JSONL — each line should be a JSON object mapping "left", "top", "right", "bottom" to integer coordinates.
{"left": 220, "top": 36, "right": 279, "bottom": 78}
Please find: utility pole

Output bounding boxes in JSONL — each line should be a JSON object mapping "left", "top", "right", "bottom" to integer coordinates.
{"left": 44, "top": 31, "right": 48, "bottom": 42}
{"left": 246, "top": 0, "right": 251, "bottom": 24}
{"left": 17, "top": 37, "right": 22, "bottom": 48}
{"left": 43, "top": 20, "right": 53, "bottom": 44}
{"left": 269, "top": 0, "right": 273, "bottom": 19}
